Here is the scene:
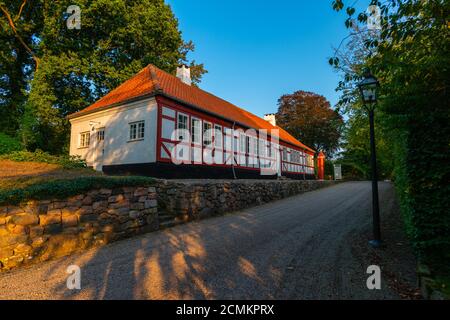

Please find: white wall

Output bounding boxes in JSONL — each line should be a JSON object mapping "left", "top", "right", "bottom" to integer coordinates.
{"left": 69, "top": 98, "right": 158, "bottom": 170}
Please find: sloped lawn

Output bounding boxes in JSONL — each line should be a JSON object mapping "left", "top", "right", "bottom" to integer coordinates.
{"left": 0, "top": 160, "right": 155, "bottom": 206}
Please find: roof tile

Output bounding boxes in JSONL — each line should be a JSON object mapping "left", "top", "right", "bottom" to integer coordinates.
{"left": 69, "top": 64, "right": 314, "bottom": 152}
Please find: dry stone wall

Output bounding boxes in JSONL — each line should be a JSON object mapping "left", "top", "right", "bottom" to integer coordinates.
{"left": 0, "top": 186, "right": 158, "bottom": 270}
{"left": 0, "top": 180, "right": 336, "bottom": 271}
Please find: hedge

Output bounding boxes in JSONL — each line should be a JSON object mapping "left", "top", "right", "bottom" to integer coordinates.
{"left": 0, "top": 176, "right": 156, "bottom": 206}
{"left": 0, "top": 133, "right": 23, "bottom": 155}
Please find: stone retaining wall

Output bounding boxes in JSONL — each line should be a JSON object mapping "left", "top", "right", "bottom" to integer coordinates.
{"left": 0, "top": 180, "right": 336, "bottom": 271}
{"left": 157, "top": 179, "right": 337, "bottom": 221}
{"left": 0, "top": 186, "right": 158, "bottom": 270}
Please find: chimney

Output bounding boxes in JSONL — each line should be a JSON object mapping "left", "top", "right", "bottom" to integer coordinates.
{"left": 264, "top": 113, "right": 276, "bottom": 126}
{"left": 176, "top": 65, "right": 191, "bottom": 86}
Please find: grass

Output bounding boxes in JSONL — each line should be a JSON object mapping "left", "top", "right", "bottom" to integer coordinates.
{"left": 0, "top": 160, "right": 101, "bottom": 191}
{"left": 0, "top": 160, "right": 155, "bottom": 206}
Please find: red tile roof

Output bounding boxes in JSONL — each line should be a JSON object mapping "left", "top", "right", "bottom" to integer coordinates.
{"left": 69, "top": 64, "right": 315, "bottom": 152}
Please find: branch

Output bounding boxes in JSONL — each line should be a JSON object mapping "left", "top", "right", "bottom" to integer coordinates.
{"left": 0, "top": 3, "right": 39, "bottom": 71}
{"left": 15, "top": 0, "right": 26, "bottom": 22}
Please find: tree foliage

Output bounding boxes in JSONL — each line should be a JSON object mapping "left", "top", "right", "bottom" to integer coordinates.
{"left": 330, "top": 0, "right": 450, "bottom": 270}
{"left": 0, "top": 0, "right": 207, "bottom": 152}
{"left": 276, "top": 90, "right": 344, "bottom": 157}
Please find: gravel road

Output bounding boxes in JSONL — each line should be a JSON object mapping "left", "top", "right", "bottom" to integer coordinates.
{"left": 0, "top": 181, "right": 419, "bottom": 299}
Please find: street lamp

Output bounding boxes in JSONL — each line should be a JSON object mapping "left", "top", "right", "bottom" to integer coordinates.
{"left": 357, "top": 69, "right": 381, "bottom": 248}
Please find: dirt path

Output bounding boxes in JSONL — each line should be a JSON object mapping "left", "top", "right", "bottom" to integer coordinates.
{"left": 0, "top": 181, "right": 420, "bottom": 299}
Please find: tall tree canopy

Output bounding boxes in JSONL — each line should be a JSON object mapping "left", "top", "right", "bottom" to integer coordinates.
{"left": 0, "top": 0, "right": 206, "bottom": 152}
{"left": 330, "top": 0, "right": 449, "bottom": 270}
{"left": 276, "top": 90, "right": 344, "bottom": 157}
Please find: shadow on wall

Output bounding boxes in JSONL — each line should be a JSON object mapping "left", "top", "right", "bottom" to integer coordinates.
{"left": 78, "top": 104, "right": 155, "bottom": 171}
{"left": 42, "top": 210, "right": 281, "bottom": 299}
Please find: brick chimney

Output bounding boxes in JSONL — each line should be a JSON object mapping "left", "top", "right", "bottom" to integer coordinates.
{"left": 264, "top": 113, "right": 276, "bottom": 126}
{"left": 176, "top": 65, "right": 191, "bottom": 86}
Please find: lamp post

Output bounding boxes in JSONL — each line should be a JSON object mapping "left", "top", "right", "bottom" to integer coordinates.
{"left": 357, "top": 69, "right": 381, "bottom": 248}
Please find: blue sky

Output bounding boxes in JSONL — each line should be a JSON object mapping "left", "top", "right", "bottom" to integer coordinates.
{"left": 166, "top": 0, "right": 369, "bottom": 118}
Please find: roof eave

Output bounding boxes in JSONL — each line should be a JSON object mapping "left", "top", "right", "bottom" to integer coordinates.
{"left": 67, "top": 90, "right": 315, "bottom": 153}
{"left": 67, "top": 92, "right": 159, "bottom": 120}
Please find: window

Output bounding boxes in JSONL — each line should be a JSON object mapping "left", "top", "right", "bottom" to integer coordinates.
{"left": 239, "top": 133, "right": 245, "bottom": 153}
{"left": 214, "top": 125, "right": 223, "bottom": 148}
{"left": 282, "top": 147, "right": 287, "bottom": 161}
{"left": 97, "top": 128, "right": 105, "bottom": 142}
{"left": 191, "top": 118, "right": 201, "bottom": 144}
{"left": 177, "top": 113, "right": 188, "bottom": 140}
{"left": 246, "top": 136, "right": 250, "bottom": 154}
{"left": 224, "top": 128, "right": 232, "bottom": 151}
{"left": 79, "top": 132, "right": 90, "bottom": 148}
{"left": 259, "top": 139, "right": 266, "bottom": 157}
{"left": 129, "top": 121, "right": 145, "bottom": 141}
{"left": 203, "top": 122, "right": 212, "bottom": 146}
{"left": 253, "top": 137, "right": 258, "bottom": 155}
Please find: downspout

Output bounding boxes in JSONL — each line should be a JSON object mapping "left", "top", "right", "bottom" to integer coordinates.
{"left": 231, "top": 121, "right": 237, "bottom": 179}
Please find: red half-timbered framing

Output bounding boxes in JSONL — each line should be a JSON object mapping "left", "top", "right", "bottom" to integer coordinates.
{"left": 69, "top": 64, "right": 318, "bottom": 179}
{"left": 155, "top": 96, "right": 315, "bottom": 176}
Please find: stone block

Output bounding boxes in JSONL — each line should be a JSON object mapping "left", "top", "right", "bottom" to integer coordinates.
{"left": 130, "top": 202, "right": 144, "bottom": 210}
{"left": 144, "top": 200, "right": 157, "bottom": 209}
{"left": 129, "top": 210, "right": 143, "bottom": 219}
{"left": 62, "top": 207, "right": 80, "bottom": 216}
{"left": 82, "top": 196, "right": 93, "bottom": 205}
{"left": 39, "top": 213, "right": 61, "bottom": 226}
{"left": 14, "top": 244, "right": 32, "bottom": 255}
{"left": 79, "top": 214, "right": 98, "bottom": 223}
{"left": 31, "top": 236, "right": 48, "bottom": 248}
{"left": 29, "top": 226, "right": 44, "bottom": 238}
{"left": 51, "top": 202, "right": 66, "bottom": 210}
{"left": 109, "top": 201, "right": 130, "bottom": 209}
{"left": 0, "top": 246, "right": 14, "bottom": 260}
{"left": 108, "top": 194, "right": 125, "bottom": 203}
{"left": 7, "top": 224, "right": 28, "bottom": 235}
{"left": 0, "top": 232, "right": 28, "bottom": 247}
{"left": 44, "top": 224, "right": 63, "bottom": 235}
{"left": 134, "top": 187, "right": 148, "bottom": 197}
{"left": 99, "top": 188, "right": 112, "bottom": 195}
{"left": 9, "top": 213, "right": 39, "bottom": 226}
{"left": 92, "top": 201, "right": 108, "bottom": 212}
{"left": 77, "top": 206, "right": 93, "bottom": 216}
{"left": 62, "top": 214, "right": 78, "bottom": 227}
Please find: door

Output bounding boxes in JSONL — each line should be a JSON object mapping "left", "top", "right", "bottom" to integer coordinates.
{"left": 94, "top": 128, "right": 105, "bottom": 171}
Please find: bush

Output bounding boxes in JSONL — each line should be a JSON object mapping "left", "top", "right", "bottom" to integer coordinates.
{"left": 0, "top": 150, "right": 86, "bottom": 169}
{"left": 0, "top": 176, "right": 156, "bottom": 206}
{"left": 0, "top": 133, "right": 23, "bottom": 155}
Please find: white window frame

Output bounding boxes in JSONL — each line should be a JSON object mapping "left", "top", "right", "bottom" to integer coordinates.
{"left": 96, "top": 128, "right": 105, "bottom": 142}
{"left": 203, "top": 121, "right": 212, "bottom": 146}
{"left": 177, "top": 112, "right": 189, "bottom": 141}
{"left": 214, "top": 124, "right": 223, "bottom": 148}
{"left": 239, "top": 133, "right": 246, "bottom": 153}
{"left": 191, "top": 117, "right": 201, "bottom": 145}
{"left": 79, "top": 131, "right": 90, "bottom": 148}
{"left": 129, "top": 121, "right": 145, "bottom": 141}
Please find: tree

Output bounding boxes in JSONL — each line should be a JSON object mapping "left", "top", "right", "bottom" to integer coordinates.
{"left": 0, "top": 0, "right": 207, "bottom": 152}
{"left": 330, "top": 0, "right": 449, "bottom": 271}
{"left": 276, "top": 90, "right": 344, "bottom": 157}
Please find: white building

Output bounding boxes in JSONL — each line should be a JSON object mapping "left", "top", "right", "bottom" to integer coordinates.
{"left": 68, "top": 64, "right": 317, "bottom": 179}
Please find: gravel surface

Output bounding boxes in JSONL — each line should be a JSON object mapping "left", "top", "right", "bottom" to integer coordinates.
{"left": 0, "top": 181, "right": 419, "bottom": 299}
